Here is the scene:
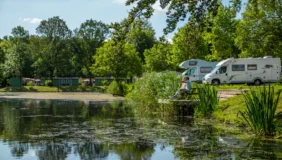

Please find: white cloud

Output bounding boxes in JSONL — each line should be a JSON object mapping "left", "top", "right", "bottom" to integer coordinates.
{"left": 19, "top": 17, "right": 42, "bottom": 24}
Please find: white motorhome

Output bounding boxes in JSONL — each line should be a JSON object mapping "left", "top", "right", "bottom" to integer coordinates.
{"left": 179, "top": 59, "right": 218, "bottom": 83}
{"left": 202, "top": 56, "right": 281, "bottom": 85}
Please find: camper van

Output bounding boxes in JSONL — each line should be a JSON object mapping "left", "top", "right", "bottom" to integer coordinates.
{"left": 202, "top": 57, "right": 281, "bottom": 85}
{"left": 179, "top": 59, "right": 218, "bottom": 83}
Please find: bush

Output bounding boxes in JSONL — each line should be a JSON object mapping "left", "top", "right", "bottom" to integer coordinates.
{"left": 45, "top": 80, "right": 53, "bottom": 86}
{"left": 126, "top": 72, "right": 180, "bottom": 108}
{"left": 196, "top": 84, "right": 219, "bottom": 117}
{"left": 107, "top": 80, "right": 124, "bottom": 95}
{"left": 239, "top": 85, "right": 281, "bottom": 136}
{"left": 26, "top": 81, "right": 34, "bottom": 86}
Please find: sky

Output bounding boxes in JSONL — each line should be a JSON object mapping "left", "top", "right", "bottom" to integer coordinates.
{"left": 0, "top": 0, "right": 246, "bottom": 40}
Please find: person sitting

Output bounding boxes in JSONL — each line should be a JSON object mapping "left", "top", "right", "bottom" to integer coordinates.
{"left": 170, "top": 76, "right": 192, "bottom": 99}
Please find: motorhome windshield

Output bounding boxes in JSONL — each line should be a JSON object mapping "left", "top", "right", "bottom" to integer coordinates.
{"left": 211, "top": 66, "right": 227, "bottom": 74}
{"left": 188, "top": 68, "right": 195, "bottom": 75}
{"left": 211, "top": 66, "right": 220, "bottom": 74}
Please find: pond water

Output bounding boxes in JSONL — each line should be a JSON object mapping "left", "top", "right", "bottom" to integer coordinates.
{"left": 0, "top": 99, "right": 281, "bottom": 160}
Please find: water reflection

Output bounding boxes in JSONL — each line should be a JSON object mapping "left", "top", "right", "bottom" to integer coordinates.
{"left": 0, "top": 99, "right": 281, "bottom": 160}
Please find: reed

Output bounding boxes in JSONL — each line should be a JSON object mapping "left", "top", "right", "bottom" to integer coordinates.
{"left": 239, "top": 85, "right": 281, "bottom": 136}
{"left": 196, "top": 84, "right": 219, "bottom": 116}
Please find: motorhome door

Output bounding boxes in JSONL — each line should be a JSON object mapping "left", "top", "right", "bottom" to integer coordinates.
{"left": 217, "top": 66, "right": 229, "bottom": 84}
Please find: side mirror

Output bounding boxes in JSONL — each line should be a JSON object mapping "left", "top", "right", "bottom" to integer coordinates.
{"left": 216, "top": 71, "right": 218, "bottom": 74}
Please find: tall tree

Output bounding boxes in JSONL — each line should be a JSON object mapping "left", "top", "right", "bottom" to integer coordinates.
{"left": 235, "top": 0, "right": 282, "bottom": 58}
{"left": 2, "top": 26, "right": 31, "bottom": 79}
{"left": 169, "top": 21, "right": 209, "bottom": 69}
{"left": 75, "top": 19, "right": 109, "bottom": 85}
{"left": 92, "top": 40, "right": 142, "bottom": 79}
{"left": 144, "top": 37, "right": 172, "bottom": 72}
{"left": 126, "top": 18, "right": 156, "bottom": 62}
{"left": 204, "top": 5, "right": 239, "bottom": 61}
{"left": 35, "top": 16, "right": 72, "bottom": 80}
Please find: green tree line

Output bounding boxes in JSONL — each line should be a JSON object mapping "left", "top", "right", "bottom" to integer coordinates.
{"left": 0, "top": 0, "right": 281, "bottom": 86}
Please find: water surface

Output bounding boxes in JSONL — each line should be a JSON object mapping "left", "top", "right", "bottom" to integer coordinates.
{"left": 0, "top": 99, "right": 281, "bottom": 160}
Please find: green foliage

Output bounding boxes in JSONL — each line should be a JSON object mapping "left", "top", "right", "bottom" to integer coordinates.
{"left": 126, "top": 72, "right": 180, "bottom": 108}
{"left": 196, "top": 84, "right": 219, "bottom": 117}
{"left": 125, "top": 0, "right": 229, "bottom": 34}
{"left": 126, "top": 18, "right": 156, "bottom": 62}
{"left": 75, "top": 19, "right": 110, "bottom": 79}
{"left": 107, "top": 80, "right": 124, "bottom": 95}
{"left": 144, "top": 39, "right": 172, "bottom": 72}
{"left": 45, "top": 80, "right": 53, "bottom": 86}
{"left": 239, "top": 85, "right": 281, "bottom": 136}
{"left": 235, "top": 1, "right": 282, "bottom": 58}
{"left": 92, "top": 40, "right": 142, "bottom": 79}
{"left": 26, "top": 81, "right": 34, "bottom": 86}
{"left": 170, "top": 21, "right": 209, "bottom": 69}
{"left": 34, "top": 16, "right": 72, "bottom": 79}
{"left": 204, "top": 5, "right": 239, "bottom": 60}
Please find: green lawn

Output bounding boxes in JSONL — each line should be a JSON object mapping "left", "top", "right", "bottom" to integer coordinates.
{"left": 214, "top": 85, "right": 282, "bottom": 133}
{"left": 0, "top": 86, "right": 107, "bottom": 92}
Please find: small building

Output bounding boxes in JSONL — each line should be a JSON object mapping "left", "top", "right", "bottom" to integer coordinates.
{"left": 10, "top": 77, "right": 22, "bottom": 87}
{"left": 41, "top": 77, "right": 79, "bottom": 86}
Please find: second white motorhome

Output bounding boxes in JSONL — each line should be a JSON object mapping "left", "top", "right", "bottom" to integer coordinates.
{"left": 179, "top": 59, "right": 218, "bottom": 83}
{"left": 202, "top": 56, "right": 281, "bottom": 85}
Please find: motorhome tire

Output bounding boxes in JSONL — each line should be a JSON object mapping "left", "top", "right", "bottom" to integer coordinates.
{"left": 254, "top": 79, "right": 261, "bottom": 86}
{"left": 212, "top": 79, "right": 220, "bottom": 85}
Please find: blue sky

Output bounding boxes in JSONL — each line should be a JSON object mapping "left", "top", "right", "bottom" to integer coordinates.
{"left": 0, "top": 0, "right": 245, "bottom": 40}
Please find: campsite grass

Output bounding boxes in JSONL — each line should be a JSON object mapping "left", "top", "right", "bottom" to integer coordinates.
{"left": 214, "top": 85, "right": 282, "bottom": 136}
{"left": 0, "top": 86, "right": 106, "bottom": 92}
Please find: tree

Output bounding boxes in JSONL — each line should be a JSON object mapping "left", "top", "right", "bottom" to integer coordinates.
{"left": 169, "top": 21, "right": 209, "bottom": 70}
{"left": 204, "top": 5, "right": 240, "bottom": 61}
{"left": 144, "top": 37, "right": 172, "bottom": 72}
{"left": 126, "top": 18, "right": 156, "bottom": 62}
{"left": 235, "top": 0, "right": 282, "bottom": 58}
{"left": 92, "top": 40, "right": 142, "bottom": 79}
{"left": 2, "top": 26, "right": 32, "bottom": 79}
{"left": 125, "top": 0, "right": 241, "bottom": 34}
{"left": 35, "top": 16, "right": 72, "bottom": 80}
{"left": 75, "top": 19, "right": 110, "bottom": 85}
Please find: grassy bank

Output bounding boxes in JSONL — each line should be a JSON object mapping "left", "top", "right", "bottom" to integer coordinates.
{"left": 213, "top": 86, "right": 282, "bottom": 136}
{"left": 0, "top": 86, "right": 107, "bottom": 92}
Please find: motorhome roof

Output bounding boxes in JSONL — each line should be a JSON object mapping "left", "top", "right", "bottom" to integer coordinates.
{"left": 179, "top": 59, "right": 217, "bottom": 69}
{"left": 216, "top": 58, "right": 233, "bottom": 66}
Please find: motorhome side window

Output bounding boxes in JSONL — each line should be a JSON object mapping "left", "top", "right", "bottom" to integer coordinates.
{"left": 189, "top": 61, "right": 198, "bottom": 66}
{"left": 247, "top": 64, "right": 257, "bottom": 70}
{"left": 232, "top": 64, "right": 245, "bottom": 71}
{"left": 264, "top": 65, "right": 273, "bottom": 68}
{"left": 218, "top": 66, "right": 227, "bottom": 74}
{"left": 200, "top": 67, "right": 213, "bottom": 73}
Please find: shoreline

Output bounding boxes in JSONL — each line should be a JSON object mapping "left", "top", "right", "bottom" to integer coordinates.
{"left": 0, "top": 92, "right": 124, "bottom": 102}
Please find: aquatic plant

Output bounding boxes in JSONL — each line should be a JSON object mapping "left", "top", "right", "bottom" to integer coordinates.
{"left": 196, "top": 84, "right": 219, "bottom": 117}
{"left": 239, "top": 85, "right": 281, "bottom": 136}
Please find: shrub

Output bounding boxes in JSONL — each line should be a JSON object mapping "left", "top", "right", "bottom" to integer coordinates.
{"left": 45, "top": 80, "right": 53, "bottom": 86}
{"left": 26, "top": 81, "right": 34, "bottom": 86}
{"left": 107, "top": 80, "right": 124, "bottom": 95}
{"left": 126, "top": 72, "right": 180, "bottom": 108}
{"left": 196, "top": 84, "right": 219, "bottom": 117}
{"left": 239, "top": 85, "right": 281, "bottom": 136}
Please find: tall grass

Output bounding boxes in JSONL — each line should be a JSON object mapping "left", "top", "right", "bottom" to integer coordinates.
{"left": 239, "top": 85, "right": 281, "bottom": 136}
{"left": 196, "top": 84, "right": 219, "bottom": 116}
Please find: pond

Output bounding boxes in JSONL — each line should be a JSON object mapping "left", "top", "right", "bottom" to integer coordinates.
{"left": 0, "top": 99, "right": 281, "bottom": 160}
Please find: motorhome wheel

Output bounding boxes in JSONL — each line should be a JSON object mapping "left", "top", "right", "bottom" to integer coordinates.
{"left": 212, "top": 79, "right": 220, "bottom": 85}
{"left": 254, "top": 79, "right": 261, "bottom": 85}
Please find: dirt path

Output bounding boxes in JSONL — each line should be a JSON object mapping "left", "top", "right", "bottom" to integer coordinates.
{"left": 0, "top": 92, "right": 124, "bottom": 101}
{"left": 217, "top": 89, "right": 247, "bottom": 101}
